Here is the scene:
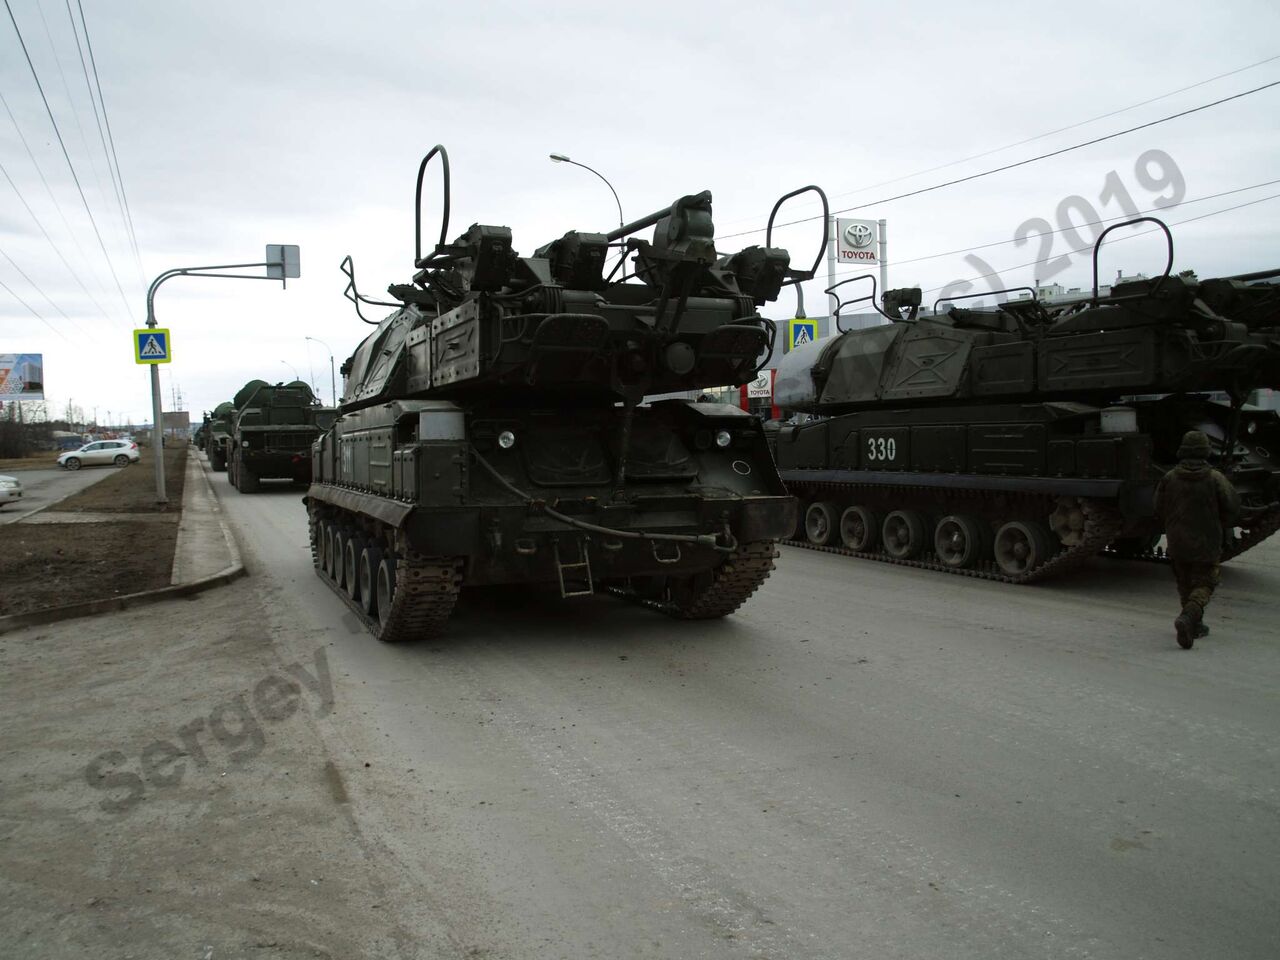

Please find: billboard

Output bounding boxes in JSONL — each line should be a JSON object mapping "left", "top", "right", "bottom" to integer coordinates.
{"left": 0, "top": 353, "right": 44, "bottom": 401}
{"left": 835, "top": 218, "right": 880, "bottom": 266}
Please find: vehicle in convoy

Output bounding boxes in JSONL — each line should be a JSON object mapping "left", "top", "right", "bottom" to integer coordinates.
{"left": 204, "top": 401, "right": 236, "bottom": 471}
{"left": 306, "top": 144, "right": 828, "bottom": 639}
{"left": 770, "top": 219, "right": 1280, "bottom": 581}
{"left": 0, "top": 474, "right": 22, "bottom": 508}
{"left": 57, "top": 439, "right": 141, "bottom": 471}
{"left": 228, "top": 380, "right": 334, "bottom": 493}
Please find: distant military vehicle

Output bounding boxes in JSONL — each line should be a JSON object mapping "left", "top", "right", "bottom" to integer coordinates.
{"left": 204, "top": 401, "right": 236, "bottom": 471}
{"left": 306, "top": 144, "right": 827, "bottom": 639}
{"left": 228, "top": 380, "right": 334, "bottom": 493}
{"left": 770, "top": 219, "right": 1280, "bottom": 581}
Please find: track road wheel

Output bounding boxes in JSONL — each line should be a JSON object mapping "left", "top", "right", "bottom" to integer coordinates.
{"left": 310, "top": 518, "right": 324, "bottom": 571}
{"left": 322, "top": 523, "right": 337, "bottom": 578}
{"left": 343, "top": 534, "right": 363, "bottom": 599}
{"left": 804, "top": 501, "right": 839, "bottom": 546}
{"left": 882, "top": 509, "right": 927, "bottom": 560}
{"left": 993, "top": 520, "right": 1055, "bottom": 577}
{"left": 839, "top": 505, "right": 879, "bottom": 551}
{"left": 934, "top": 514, "right": 988, "bottom": 569}
{"left": 359, "top": 545, "right": 383, "bottom": 615}
{"left": 375, "top": 557, "right": 397, "bottom": 628}
{"left": 1049, "top": 497, "right": 1087, "bottom": 547}
{"left": 332, "top": 529, "right": 349, "bottom": 588}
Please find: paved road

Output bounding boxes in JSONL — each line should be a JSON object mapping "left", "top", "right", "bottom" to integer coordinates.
{"left": 0, "top": 465, "right": 117, "bottom": 524}
{"left": 209, "top": 470, "right": 1280, "bottom": 959}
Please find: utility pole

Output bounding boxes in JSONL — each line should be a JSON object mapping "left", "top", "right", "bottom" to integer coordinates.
{"left": 305, "top": 336, "right": 337, "bottom": 406}
{"left": 141, "top": 244, "right": 300, "bottom": 503}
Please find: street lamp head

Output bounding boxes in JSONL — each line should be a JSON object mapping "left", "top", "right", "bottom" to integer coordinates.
{"left": 549, "top": 153, "right": 570, "bottom": 163}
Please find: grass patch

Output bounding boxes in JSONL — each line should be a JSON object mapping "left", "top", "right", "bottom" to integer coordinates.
{"left": 0, "top": 444, "right": 189, "bottom": 616}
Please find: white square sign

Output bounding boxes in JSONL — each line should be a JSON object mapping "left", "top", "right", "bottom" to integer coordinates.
{"left": 836, "top": 218, "right": 879, "bottom": 266}
{"left": 747, "top": 370, "right": 773, "bottom": 399}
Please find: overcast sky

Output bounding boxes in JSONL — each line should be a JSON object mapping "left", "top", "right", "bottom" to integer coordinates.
{"left": 2, "top": 0, "right": 1279, "bottom": 424}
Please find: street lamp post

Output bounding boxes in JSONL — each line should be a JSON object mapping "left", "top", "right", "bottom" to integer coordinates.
{"left": 305, "top": 336, "right": 337, "bottom": 407}
{"left": 549, "top": 153, "right": 624, "bottom": 241}
{"left": 280, "top": 359, "right": 301, "bottom": 381}
{"left": 142, "top": 244, "right": 300, "bottom": 503}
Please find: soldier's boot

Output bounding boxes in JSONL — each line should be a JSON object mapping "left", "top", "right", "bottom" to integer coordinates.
{"left": 1175, "top": 602, "right": 1203, "bottom": 650}
{"left": 1195, "top": 621, "right": 1210, "bottom": 639}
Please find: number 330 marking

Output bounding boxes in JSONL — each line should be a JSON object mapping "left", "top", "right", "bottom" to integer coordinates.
{"left": 867, "top": 437, "right": 896, "bottom": 461}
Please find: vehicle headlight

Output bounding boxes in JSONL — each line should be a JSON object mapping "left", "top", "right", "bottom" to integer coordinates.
{"left": 497, "top": 430, "right": 516, "bottom": 450}
{"left": 714, "top": 429, "right": 732, "bottom": 449}
{"left": 1247, "top": 421, "right": 1258, "bottom": 435}
{"left": 0, "top": 479, "right": 17, "bottom": 489}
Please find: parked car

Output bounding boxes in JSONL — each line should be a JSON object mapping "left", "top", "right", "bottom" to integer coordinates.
{"left": 0, "top": 474, "right": 22, "bottom": 508}
{"left": 57, "top": 439, "right": 141, "bottom": 470}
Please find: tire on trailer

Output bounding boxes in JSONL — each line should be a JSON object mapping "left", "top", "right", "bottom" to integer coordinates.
{"left": 993, "top": 520, "right": 1055, "bottom": 577}
{"left": 804, "top": 501, "right": 839, "bottom": 546}
{"left": 238, "top": 465, "right": 260, "bottom": 493}
{"left": 882, "top": 509, "right": 928, "bottom": 560}
{"left": 839, "top": 505, "right": 879, "bottom": 552}
{"left": 934, "top": 514, "right": 988, "bottom": 569}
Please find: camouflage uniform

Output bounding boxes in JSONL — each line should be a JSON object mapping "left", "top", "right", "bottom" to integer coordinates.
{"left": 1153, "top": 430, "right": 1239, "bottom": 648}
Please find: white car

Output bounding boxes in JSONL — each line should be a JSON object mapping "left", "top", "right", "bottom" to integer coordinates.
{"left": 57, "top": 439, "right": 141, "bottom": 471}
{"left": 0, "top": 474, "right": 21, "bottom": 509}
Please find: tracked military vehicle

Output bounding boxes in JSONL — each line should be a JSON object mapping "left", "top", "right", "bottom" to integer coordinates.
{"left": 305, "top": 145, "right": 827, "bottom": 639}
{"left": 204, "top": 401, "right": 236, "bottom": 471}
{"left": 771, "top": 218, "right": 1280, "bottom": 581}
{"left": 228, "top": 380, "right": 333, "bottom": 493}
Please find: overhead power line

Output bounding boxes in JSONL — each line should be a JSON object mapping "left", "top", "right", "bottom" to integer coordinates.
{"left": 828, "top": 177, "right": 1280, "bottom": 282}
{"left": 0, "top": 88, "right": 120, "bottom": 317}
{"left": 0, "top": 242, "right": 95, "bottom": 339}
{"left": 74, "top": 0, "right": 143, "bottom": 283}
{"left": 0, "top": 273, "right": 71, "bottom": 341}
{"left": 62, "top": 0, "right": 137, "bottom": 282}
{"left": 0, "top": 154, "right": 120, "bottom": 326}
{"left": 919, "top": 192, "right": 1280, "bottom": 297}
{"left": 721, "top": 79, "right": 1280, "bottom": 241}
{"left": 720, "top": 52, "right": 1280, "bottom": 231}
{"left": 4, "top": 0, "right": 133, "bottom": 316}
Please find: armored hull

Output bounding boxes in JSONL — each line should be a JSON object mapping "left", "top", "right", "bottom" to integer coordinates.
{"left": 227, "top": 380, "right": 333, "bottom": 493}
{"left": 771, "top": 234, "right": 1280, "bottom": 581}
{"left": 306, "top": 146, "right": 827, "bottom": 639}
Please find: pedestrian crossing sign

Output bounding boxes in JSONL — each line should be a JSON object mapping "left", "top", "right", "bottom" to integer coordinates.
{"left": 134, "top": 328, "right": 172, "bottom": 364}
{"left": 786, "top": 318, "right": 817, "bottom": 352}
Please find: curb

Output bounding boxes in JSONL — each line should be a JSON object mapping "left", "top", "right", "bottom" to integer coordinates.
{"left": 0, "top": 453, "right": 247, "bottom": 636}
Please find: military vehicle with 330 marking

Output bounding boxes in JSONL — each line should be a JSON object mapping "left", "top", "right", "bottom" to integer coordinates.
{"left": 770, "top": 219, "right": 1280, "bottom": 581}
{"left": 228, "top": 379, "right": 334, "bottom": 493}
{"left": 305, "top": 145, "right": 828, "bottom": 639}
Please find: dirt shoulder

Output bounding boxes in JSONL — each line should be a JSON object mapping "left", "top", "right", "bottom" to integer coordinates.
{"left": 0, "top": 579, "right": 430, "bottom": 959}
{"left": 0, "top": 446, "right": 188, "bottom": 616}
{"left": 0, "top": 453, "right": 57, "bottom": 473}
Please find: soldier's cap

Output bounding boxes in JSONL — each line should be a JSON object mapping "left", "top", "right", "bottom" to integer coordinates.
{"left": 1177, "top": 429, "right": 1212, "bottom": 460}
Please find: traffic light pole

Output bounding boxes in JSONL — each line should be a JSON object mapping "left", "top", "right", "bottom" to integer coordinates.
{"left": 143, "top": 246, "right": 300, "bottom": 504}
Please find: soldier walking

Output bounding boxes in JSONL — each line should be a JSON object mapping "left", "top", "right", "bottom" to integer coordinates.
{"left": 1154, "top": 430, "right": 1240, "bottom": 649}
